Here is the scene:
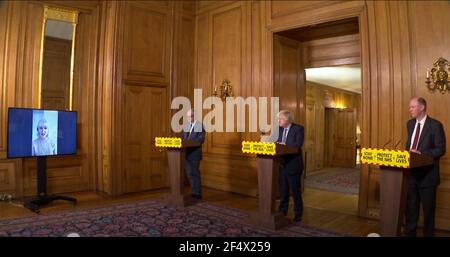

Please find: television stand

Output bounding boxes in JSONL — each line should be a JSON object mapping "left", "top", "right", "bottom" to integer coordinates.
{"left": 23, "top": 156, "right": 77, "bottom": 214}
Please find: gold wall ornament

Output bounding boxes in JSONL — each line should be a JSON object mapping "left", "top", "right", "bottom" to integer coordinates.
{"left": 44, "top": 6, "right": 79, "bottom": 23}
{"left": 213, "top": 79, "right": 233, "bottom": 100}
{"left": 426, "top": 57, "right": 450, "bottom": 94}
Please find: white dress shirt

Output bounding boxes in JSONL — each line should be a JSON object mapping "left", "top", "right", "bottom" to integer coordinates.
{"left": 410, "top": 115, "right": 427, "bottom": 150}
{"left": 186, "top": 120, "right": 198, "bottom": 139}
{"left": 281, "top": 124, "right": 292, "bottom": 143}
{"left": 189, "top": 120, "right": 197, "bottom": 133}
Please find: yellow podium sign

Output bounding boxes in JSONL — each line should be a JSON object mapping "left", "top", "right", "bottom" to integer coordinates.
{"left": 242, "top": 141, "right": 276, "bottom": 155}
{"left": 155, "top": 137, "right": 182, "bottom": 148}
{"left": 360, "top": 148, "right": 410, "bottom": 168}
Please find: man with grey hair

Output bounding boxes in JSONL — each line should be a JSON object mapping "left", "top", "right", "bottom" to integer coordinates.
{"left": 181, "top": 109, "right": 205, "bottom": 200}
{"left": 404, "top": 96, "right": 446, "bottom": 237}
{"left": 276, "top": 110, "right": 304, "bottom": 222}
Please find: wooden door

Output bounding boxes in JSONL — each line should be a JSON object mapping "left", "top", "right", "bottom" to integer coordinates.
{"left": 273, "top": 34, "right": 306, "bottom": 126}
{"left": 326, "top": 108, "right": 356, "bottom": 168}
{"left": 123, "top": 85, "right": 168, "bottom": 193}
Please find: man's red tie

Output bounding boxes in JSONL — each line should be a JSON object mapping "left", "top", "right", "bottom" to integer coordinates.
{"left": 411, "top": 122, "right": 421, "bottom": 150}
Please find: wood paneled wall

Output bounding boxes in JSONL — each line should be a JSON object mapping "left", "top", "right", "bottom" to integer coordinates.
{"left": 399, "top": 0, "right": 450, "bottom": 229}
{"left": 273, "top": 35, "right": 306, "bottom": 126}
{"left": 304, "top": 34, "right": 360, "bottom": 68}
{"left": 98, "top": 1, "right": 196, "bottom": 195}
{"left": 1, "top": 0, "right": 450, "bottom": 230}
{"left": 0, "top": 1, "right": 22, "bottom": 195}
{"left": 195, "top": 1, "right": 259, "bottom": 196}
{"left": 0, "top": 0, "right": 196, "bottom": 196}
{"left": 0, "top": 1, "right": 100, "bottom": 197}
{"left": 305, "top": 81, "right": 361, "bottom": 172}
{"left": 120, "top": 1, "right": 173, "bottom": 193}
{"left": 357, "top": 1, "right": 450, "bottom": 230}
{"left": 194, "top": 0, "right": 450, "bottom": 230}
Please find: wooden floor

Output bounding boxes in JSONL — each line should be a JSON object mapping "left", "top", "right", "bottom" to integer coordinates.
{"left": 0, "top": 187, "right": 448, "bottom": 237}
{"left": 304, "top": 187, "right": 359, "bottom": 215}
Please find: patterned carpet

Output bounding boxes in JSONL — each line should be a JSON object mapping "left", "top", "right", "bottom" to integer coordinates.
{"left": 305, "top": 167, "right": 360, "bottom": 195}
{"left": 0, "top": 199, "right": 346, "bottom": 237}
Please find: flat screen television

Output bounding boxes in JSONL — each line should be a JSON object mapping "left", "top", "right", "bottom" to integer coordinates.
{"left": 7, "top": 108, "right": 77, "bottom": 158}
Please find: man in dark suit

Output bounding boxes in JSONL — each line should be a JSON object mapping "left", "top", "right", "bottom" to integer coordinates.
{"left": 276, "top": 110, "right": 305, "bottom": 222}
{"left": 404, "top": 97, "right": 446, "bottom": 237}
{"left": 181, "top": 109, "right": 205, "bottom": 200}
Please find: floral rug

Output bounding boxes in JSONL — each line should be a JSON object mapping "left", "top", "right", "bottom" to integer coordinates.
{"left": 305, "top": 167, "right": 360, "bottom": 195}
{"left": 0, "top": 199, "right": 346, "bottom": 237}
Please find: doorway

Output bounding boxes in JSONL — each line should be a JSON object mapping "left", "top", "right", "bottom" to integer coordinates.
{"left": 325, "top": 108, "right": 357, "bottom": 168}
{"left": 273, "top": 17, "right": 362, "bottom": 215}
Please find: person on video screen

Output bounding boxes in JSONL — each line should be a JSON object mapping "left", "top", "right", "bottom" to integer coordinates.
{"left": 32, "top": 119, "right": 56, "bottom": 156}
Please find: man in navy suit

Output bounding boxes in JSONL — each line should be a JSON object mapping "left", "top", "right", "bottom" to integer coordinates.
{"left": 404, "top": 97, "right": 446, "bottom": 237}
{"left": 181, "top": 109, "right": 205, "bottom": 200}
{"left": 276, "top": 110, "right": 305, "bottom": 222}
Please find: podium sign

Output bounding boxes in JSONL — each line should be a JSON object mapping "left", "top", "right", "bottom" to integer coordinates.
{"left": 155, "top": 137, "right": 182, "bottom": 148}
{"left": 361, "top": 148, "right": 410, "bottom": 168}
{"left": 242, "top": 141, "right": 276, "bottom": 155}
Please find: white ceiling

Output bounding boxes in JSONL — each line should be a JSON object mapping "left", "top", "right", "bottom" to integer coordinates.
{"left": 305, "top": 64, "right": 361, "bottom": 94}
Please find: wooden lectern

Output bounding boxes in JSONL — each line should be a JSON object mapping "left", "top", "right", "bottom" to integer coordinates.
{"left": 157, "top": 138, "right": 201, "bottom": 207}
{"left": 250, "top": 143, "right": 299, "bottom": 230}
{"left": 362, "top": 149, "right": 433, "bottom": 236}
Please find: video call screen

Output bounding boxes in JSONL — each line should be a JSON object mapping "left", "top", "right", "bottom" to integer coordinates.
{"left": 7, "top": 108, "right": 77, "bottom": 158}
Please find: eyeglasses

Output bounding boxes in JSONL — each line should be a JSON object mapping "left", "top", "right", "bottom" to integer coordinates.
{"left": 38, "top": 126, "right": 48, "bottom": 130}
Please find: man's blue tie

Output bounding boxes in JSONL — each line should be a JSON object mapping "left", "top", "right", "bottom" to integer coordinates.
{"left": 282, "top": 128, "right": 287, "bottom": 143}
{"left": 187, "top": 123, "right": 194, "bottom": 139}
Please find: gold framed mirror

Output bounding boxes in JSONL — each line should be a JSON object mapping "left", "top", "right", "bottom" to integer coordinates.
{"left": 38, "top": 6, "right": 79, "bottom": 110}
